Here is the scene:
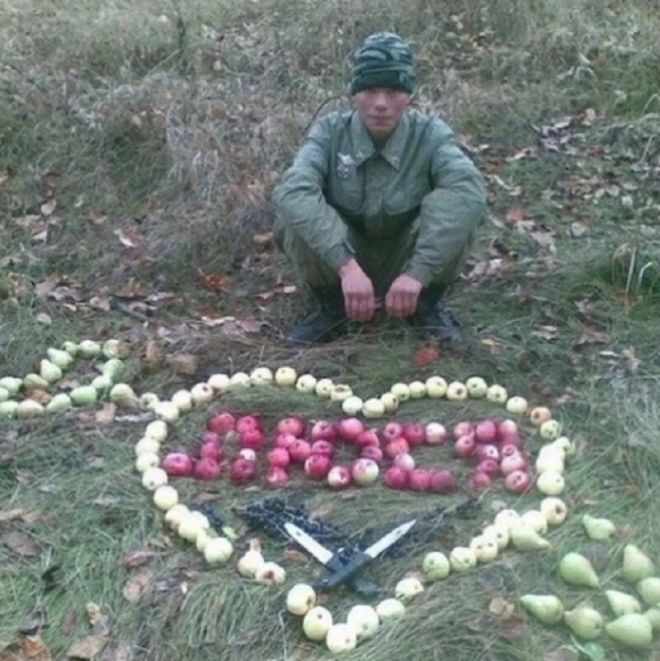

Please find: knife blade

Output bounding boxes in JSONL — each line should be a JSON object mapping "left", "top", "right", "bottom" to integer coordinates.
{"left": 284, "top": 523, "right": 378, "bottom": 596}
{"left": 316, "top": 519, "right": 416, "bottom": 591}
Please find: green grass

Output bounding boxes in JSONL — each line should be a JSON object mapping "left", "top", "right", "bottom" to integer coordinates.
{"left": 2, "top": 0, "right": 660, "bottom": 659}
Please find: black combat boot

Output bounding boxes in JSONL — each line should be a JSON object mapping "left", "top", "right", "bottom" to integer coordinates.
{"left": 286, "top": 289, "right": 348, "bottom": 346}
{"left": 411, "top": 286, "right": 462, "bottom": 344}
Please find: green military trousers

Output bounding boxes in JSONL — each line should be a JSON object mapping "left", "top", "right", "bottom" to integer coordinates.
{"left": 274, "top": 216, "right": 473, "bottom": 300}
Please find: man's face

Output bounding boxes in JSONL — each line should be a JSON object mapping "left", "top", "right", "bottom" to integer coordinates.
{"left": 353, "top": 87, "right": 411, "bottom": 142}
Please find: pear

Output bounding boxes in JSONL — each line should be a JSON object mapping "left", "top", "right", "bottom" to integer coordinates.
{"left": 61, "top": 340, "right": 79, "bottom": 355}
{"left": 23, "top": 373, "right": 49, "bottom": 390}
{"left": 623, "top": 544, "right": 655, "bottom": 583}
{"left": 109, "top": 383, "right": 138, "bottom": 406}
{"left": 70, "top": 385, "right": 98, "bottom": 406}
{"left": 637, "top": 577, "right": 660, "bottom": 606}
{"left": 559, "top": 552, "right": 600, "bottom": 588}
{"left": 16, "top": 399, "right": 45, "bottom": 418}
{"left": 0, "top": 376, "right": 23, "bottom": 395}
{"left": 564, "top": 606, "right": 604, "bottom": 640}
{"left": 102, "top": 358, "right": 124, "bottom": 380}
{"left": 46, "top": 393, "right": 73, "bottom": 413}
{"left": 47, "top": 347, "right": 74, "bottom": 370}
{"left": 520, "top": 594, "right": 564, "bottom": 625}
{"left": 643, "top": 607, "right": 660, "bottom": 632}
{"left": 605, "top": 589, "right": 642, "bottom": 616}
{"left": 102, "top": 339, "right": 122, "bottom": 358}
{"left": 91, "top": 375, "right": 113, "bottom": 392}
{"left": 0, "top": 387, "right": 8, "bottom": 402}
{"left": 510, "top": 525, "right": 550, "bottom": 551}
{"left": 582, "top": 514, "right": 616, "bottom": 541}
{"left": 605, "top": 613, "right": 652, "bottom": 649}
{"left": 0, "top": 401, "right": 19, "bottom": 419}
{"left": 78, "top": 339, "right": 101, "bottom": 358}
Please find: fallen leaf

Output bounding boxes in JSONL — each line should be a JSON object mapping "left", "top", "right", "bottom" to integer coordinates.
{"left": 544, "top": 647, "right": 579, "bottom": 661}
{"left": 40, "top": 198, "right": 56, "bottom": 217}
{"left": 95, "top": 404, "right": 116, "bottom": 426}
{"left": 412, "top": 343, "right": 440, "bottom": 367}
{"left": 92, "top": 495, "right": 119, "bottom": 508}
{"left": 197, "top": 271, "right": 231, "bottom": 293}
{"left": 505, "top": 206, "right": 527, "bottom": 224}
{"left": 86, "top": 603, "right": 110, "bottom": 636}
{"left": 164, "top": 353, "right": 198, "bottom": 376}
{"left": 529, "top": 230, "right": 556, "bottom": 251}
{"left": 88, "top": 294, "right": 111, "bottom": 312}
{"left": 576, "top": 328, "right": 611, "bottom": 345}
{"left": 20, "top": 635, "right": 52, "bottom": 660}
{"left": 66, "top": 635, "right": 108, "bottom": 659}
{"left": 252, "top": 231, "right": 273, "bottom": 247}
{"left": 488, "top": 596, "right": 515, "bottom": 619}
{"left": 4, "top": 531, "right": 41, "bottom": 558}
{"left": 0, "top": 508, "right": 26, "bottom": 523}
{"left": 570, "top": 222, "right": 589, "bottom": 238}
{"left": 282, "top": 549, "right": 309, "bottom": 564}
{"left": 531, "top": 325, "right": 559, "bottom": 341}
{"left": 35, "top": 313, "right": 52, "bottom": 326}
{"left": 144, "top": 340, "right": 164, "bottom": 370}
{"left": 122, "top": 569, "right": 153, "bottom": 603}
{"left": 122, "top": 549, "right": 156, "bottom": 569}
{"left": 113, "top": 229, "right": 139, "bottom": 249}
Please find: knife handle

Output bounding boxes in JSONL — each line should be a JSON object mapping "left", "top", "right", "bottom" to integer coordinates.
{"left": 325, "top": 555, "right": 377, "bottom": 597}
{"left": 318, "top": 551, "right": 372, "bottom": 591}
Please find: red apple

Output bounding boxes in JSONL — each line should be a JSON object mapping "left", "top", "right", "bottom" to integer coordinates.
{"left": 360, "top": 445, "right": 384, "bottom": 464}
{"left": 288, "top": 439, "right": 312, "bottom": 464}
{"left": 384, "top": 466, "right": 409, "bottom": 490}
{"left": 477, "top": 459, "right": 500, "bottom": 478}
{"left": 393, "top": 452, "right": 415, "bottom": 471}
{"left": 200, "top": 442, "right": 223, "bottom": 462}
{"left": 453, "top": 420, "right": 474, "bottom": 438}
{"left": 267, "top": 447, "right": 290, "bottom": 468}
{"left": 498, "top": 419, "right": 520, "bottom": 444}
{"left": 402, "top": 422, "right": 425, "bottom": 447}
{"left": 310, "top": 440, "right": 335, "bottom": 457}
{"left": 384, "top": 437, "right": 410, "bottom": 459}
{"left": 454, "top": 434, "right": 476, "bottom": 458}
{"left": 408, "top": 468, "right": 432, "bottom": 491}
{"left": 351, "top": 458, "right": 379, "bottom": 486}
{"left": 275, "top": 432, "right": 297, "bottom": 450}
{"left": 469, "top": 471, "right": 492, "bottom": 491}
{"left": 207, "top": 411, "right": 236, "bottom": 434}
{"left": 265, "top": 465, "right": 289, "bottom": 488}
{"left": 236, "top": 415, "right": 261, "bottom": 433}
{"left": 504, "top": 470, "right": 532, "bottom": 493}
{"left": 277, "top": 416, "right": 305, "bottom": 437}
{"left": 338, "top": 417, "right": 364, "bottom": 442}
{"left": 500, "top": 453, "right": 528, "bottom": 476}
{"left": 201, "top": 431, "right": 222, "bottom": 446}
{"left": 310, "top": 420, "right": 337, "bottom": 443}
{"left": 475, "top": 419, "right": 498, "bottom": 444}
{"left": 475, "top": 444, "right": 500, "bottom": 463}
{"left": 304, "top": 453, "right": 332, "bottom": 480}
{"left": 425, "top": 422, "right": 448, "bottom": 445}
{"left": 193, "top": 457, "right": 222, "bottom": 481}
{"left": 500, "top": 443, "right": 521, "bottom": 458}
{"left": 163, "top": 452, "right": 193, "bottom": 477}
{"left": 355, "top": 429, "right": 380, "bottom": 449}
{"left": 429, "top": 470, "right": 457, "bottom": 493}
{"left": 381, "top": 421, "right": 403, "bottom": 443}
{"left": 241, "top": 427, "right": 265, "bottom": 450}
{"left": 230, "top": 458, "right": 258, "bottom": 484}
{"left": 327, "top": 465, "right": 352, "bottom": 489}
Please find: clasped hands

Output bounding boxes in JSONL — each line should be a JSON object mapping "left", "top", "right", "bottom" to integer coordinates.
{"left": 338, "top": 259, "right": 422, "bottom": 322}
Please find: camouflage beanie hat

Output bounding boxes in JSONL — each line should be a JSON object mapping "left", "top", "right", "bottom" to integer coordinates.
{"left": 350, "top": 32, "right": 415, "bottom": 95}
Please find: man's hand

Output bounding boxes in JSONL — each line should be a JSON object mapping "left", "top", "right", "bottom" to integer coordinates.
{"left": 385, "top": 274, "right": 423, "bottom": 318}
{"left": 338, "top": 259, "right": 376, "bottom": 322}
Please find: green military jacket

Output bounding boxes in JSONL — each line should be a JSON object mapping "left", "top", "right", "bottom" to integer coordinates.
{"left": 272, "top": 109, "right": 487, "bottom": 286}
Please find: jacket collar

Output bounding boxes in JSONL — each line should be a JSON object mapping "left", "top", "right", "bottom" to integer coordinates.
{"left": 350, "top": 111, "right": 409, "bottom": 169}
